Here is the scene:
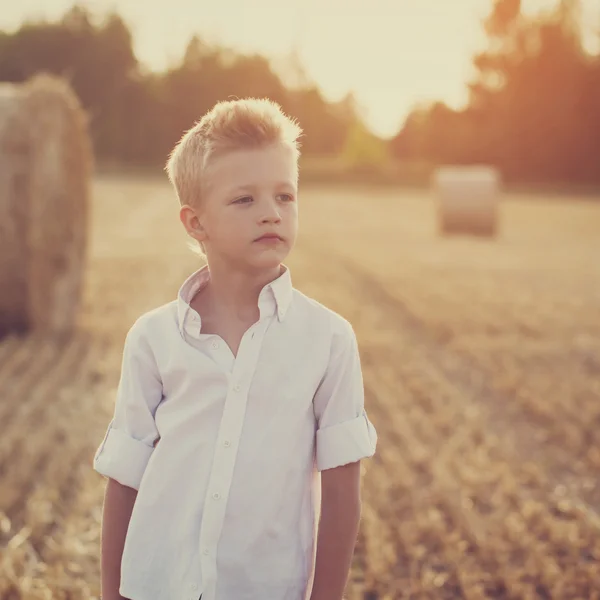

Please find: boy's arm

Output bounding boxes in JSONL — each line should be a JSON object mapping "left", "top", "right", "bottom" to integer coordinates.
{"left": 311, "top": 319, "right": 377, "bottom": 600}
{"left": 93, "top": 320, "right": 163, "bottom": 599}
{"left": 101, "top": 478, "right": 138, "bottom": 600}
{"left": 309, "top": 461, "right": 362, "bottom": 600}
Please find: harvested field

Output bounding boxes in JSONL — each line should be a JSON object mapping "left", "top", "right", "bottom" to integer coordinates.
{"left": 1, "top": 175, "right": 599, "bottom": 599}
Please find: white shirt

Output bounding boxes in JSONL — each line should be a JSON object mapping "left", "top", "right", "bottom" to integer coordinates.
{"left": 93, "top": 264, "right": 377, "bottom": 600}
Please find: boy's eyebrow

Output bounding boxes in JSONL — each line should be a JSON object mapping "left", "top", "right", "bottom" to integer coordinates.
{"left": 228, "top": 182, "right": 296, "bottom": 194}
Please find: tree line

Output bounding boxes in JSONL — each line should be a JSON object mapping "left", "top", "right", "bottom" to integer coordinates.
{"left": 0, "top": 5, "right": 361, "bottom": 167}
{"left": 391, "top": 0, "right": 600, "bottom": 184}
{"left": 1, "top": 1, "right": 599, "bottom": 184}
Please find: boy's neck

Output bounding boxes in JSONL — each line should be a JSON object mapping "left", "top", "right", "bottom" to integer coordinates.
{"left": 200, "top": 260, "right": 284, "bottom": 322}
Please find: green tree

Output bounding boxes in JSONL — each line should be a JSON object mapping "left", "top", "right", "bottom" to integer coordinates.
{"left": 392, "top": 0, "right": 600, "bottom": 185}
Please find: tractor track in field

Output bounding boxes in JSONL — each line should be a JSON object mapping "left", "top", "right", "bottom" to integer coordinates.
{"left": 0, "top": 334, "right": 112, "bottom": 600}
{"left": 0, "top": 336, "right": 101, "bottom": 533}
{"left": 307, "top": 246, "right": 600, "bottom": 514}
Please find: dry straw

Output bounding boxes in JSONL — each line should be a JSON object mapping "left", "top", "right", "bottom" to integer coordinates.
{"left": 0, "top": 73, "right": 92, "bottom": 338}
{"left": 434, "top": 165, "right": 500, "bottom": 237}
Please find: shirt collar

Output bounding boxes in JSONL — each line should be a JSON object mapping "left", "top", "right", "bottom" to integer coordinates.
{"left": 176, "top": 264, "right": 293, "bottom": 337}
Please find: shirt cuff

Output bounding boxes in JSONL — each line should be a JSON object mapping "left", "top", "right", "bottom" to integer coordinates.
{"left": 93, "top": 423, "right": 154, "bottom": 490}
{"left": 316, "top": 410, "right": 377, "bottom": 471}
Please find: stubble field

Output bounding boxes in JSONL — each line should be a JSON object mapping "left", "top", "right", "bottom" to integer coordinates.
{"left": 1, "top": 175, "right": 599, "bottom": 599}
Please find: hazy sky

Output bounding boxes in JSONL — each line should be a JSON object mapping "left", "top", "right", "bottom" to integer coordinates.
{"left": 1, "top": 1, "right": 598, "bottom": 137}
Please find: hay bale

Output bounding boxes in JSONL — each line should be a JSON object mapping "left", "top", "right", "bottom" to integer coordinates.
{"left": 434, "top": 165, "right": 500, "bottom": 237}
{"left": 0, "top": 74, "right": 92, "bottom": 338}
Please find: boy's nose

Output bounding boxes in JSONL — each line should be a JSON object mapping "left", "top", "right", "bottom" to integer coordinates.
{"left": 262, "top": 213, "right": 281, "bottom": 223}
{"left": 260, "top": 203, "right": 282, "bottom": 222}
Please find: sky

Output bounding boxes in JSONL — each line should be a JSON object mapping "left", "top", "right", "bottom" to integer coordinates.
{"left": 1, "top": 0, "right": 599, "bottom": 137}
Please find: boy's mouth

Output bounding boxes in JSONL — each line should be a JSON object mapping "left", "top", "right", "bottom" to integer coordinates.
{"left": 254, "top": 233, "right": 283, "bottom": 242}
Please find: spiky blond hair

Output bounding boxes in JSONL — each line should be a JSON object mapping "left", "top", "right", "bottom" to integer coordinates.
{"left": 165, "top": 97, "right": 302, "bottom": 209}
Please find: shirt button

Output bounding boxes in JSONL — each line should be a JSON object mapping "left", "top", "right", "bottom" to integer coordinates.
{"left": 191, "top": 583, "right": 198, "bottom": 590}
{"left": 202, "top": 548, "right": 209, "bottom": 555}
{"left": 212, "top": 341, "right": 219, "bottom": 349}
{"left": 224, "top": 440, "right": 231, "bottom": 447}
{"left": 213, "top": 492, "right": 221, "bottom": 500}
{"left": 233, "top": 384, "right": 241, "bottom": 392}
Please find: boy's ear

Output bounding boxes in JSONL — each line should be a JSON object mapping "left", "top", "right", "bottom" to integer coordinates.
{"left": 180, "top": 204, "right": 207, "bottom": 242}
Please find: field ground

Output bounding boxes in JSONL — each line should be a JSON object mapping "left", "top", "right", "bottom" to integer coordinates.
{"left": 1, "top": 176, "right": 599, "bottom": 599}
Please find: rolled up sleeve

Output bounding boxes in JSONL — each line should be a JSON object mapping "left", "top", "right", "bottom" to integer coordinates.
{"left": 93, "top": 318, "right": 162, "bottom": 490}
{"left": 314, "top": 319, "right": 377, "bottom": 471}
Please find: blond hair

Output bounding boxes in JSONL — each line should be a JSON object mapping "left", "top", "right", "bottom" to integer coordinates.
{"left": 166, "top": 97, "right": 302, "bottom": 204}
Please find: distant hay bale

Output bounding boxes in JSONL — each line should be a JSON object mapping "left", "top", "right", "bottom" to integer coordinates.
{"left": 434, "top": 166, "right": 500, "bottom": 237}
{"left": 0, "top": 74, "right": 92, "bottom": 338}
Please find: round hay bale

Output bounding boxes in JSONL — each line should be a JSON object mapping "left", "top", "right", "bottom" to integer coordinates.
{"left": 433, "top": 165, "right": 500, "bottom": 237}
{"left": 0, "top": 74, "right": 92, "bottom": 338}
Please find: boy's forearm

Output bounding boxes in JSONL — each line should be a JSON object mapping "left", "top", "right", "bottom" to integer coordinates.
{"left": 309, "top": 491, "right": 362, "bottom": 600}
{"left": 101, "top": 478, "right": 138, "bottom": 600}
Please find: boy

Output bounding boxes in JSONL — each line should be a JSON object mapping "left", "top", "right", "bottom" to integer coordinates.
{"left": 93, "top": 98, "right": 377, "bottom": 600}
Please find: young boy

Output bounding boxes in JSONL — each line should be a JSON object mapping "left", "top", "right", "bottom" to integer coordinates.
{"left": 93, "top": 98, "right": 377, "bottom": 600}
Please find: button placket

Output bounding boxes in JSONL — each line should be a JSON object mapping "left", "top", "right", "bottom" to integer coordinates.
{"left": 197, "top": 316, "right": 274, "bottom": 597}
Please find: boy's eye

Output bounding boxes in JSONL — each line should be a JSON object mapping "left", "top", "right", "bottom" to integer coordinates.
{"left": 233, "top": 196, "right": 253, "bottom": 204}
{"left": 233, "top": 194, "right": 294, "bottom": 204}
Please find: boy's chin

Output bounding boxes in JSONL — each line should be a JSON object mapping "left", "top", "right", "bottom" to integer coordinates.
{"left": 246, "top": 250, "right": 290, "bottom": 270}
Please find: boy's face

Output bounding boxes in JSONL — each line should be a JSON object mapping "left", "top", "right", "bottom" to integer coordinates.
{"left": 182, "top": 143, "right": 298, "bottom": 271}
